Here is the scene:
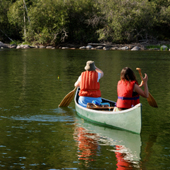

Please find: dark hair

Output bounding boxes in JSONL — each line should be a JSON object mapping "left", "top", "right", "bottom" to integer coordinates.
{"left": 120, "top": 67, "right": 137, "bottom": 81}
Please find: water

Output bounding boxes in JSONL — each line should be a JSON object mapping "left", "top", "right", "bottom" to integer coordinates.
{"left": 0, "top": 48, "right": 169, "bottom": 169}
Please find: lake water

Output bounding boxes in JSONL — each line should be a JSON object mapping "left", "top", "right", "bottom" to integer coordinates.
{"left": 0, "top": 48, "right": 169, "bottom": 169}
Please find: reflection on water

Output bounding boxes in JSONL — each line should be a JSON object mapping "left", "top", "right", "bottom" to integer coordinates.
{"left": 74, "top": 127, "right": 99, "bottom": 163}
{"left": 74, "top": 116, "right": 141, "bottom": 169}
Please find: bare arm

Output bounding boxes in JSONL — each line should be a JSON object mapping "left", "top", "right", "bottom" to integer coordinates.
{"left": 95, "top": 66, "right": 104, "bottom": 78}
{"left": 74, "top": 76, "right": 81, "bottom": 88}
{"left": 134, "top": 73, "right": 149, "bottom": 98}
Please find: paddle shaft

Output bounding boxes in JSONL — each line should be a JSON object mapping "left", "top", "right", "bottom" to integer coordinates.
{"left": 136, "top": 68, "right": 158, "bottom": 108}
{"left": 137, "top": 69, "right": 143, "bottom": 80}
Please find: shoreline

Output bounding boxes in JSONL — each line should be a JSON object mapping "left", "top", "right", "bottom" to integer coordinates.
{"left": 1, "top": 41, "right": 170, "bottom": 51}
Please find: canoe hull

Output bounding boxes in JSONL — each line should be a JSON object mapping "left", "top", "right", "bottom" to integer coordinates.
{"left": 74, "top": 88, "right": 142, "bottom": 134}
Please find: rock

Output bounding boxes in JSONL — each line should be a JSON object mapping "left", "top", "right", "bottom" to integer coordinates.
{"left": 86, "top": 45, "right": 93, "bottom": 49}
{"left": 10, "top": 44, "right": 17, "bottom": 48}
{"left": 160, "top": 45, "right": 168, "bottom": 51}
{"left": 96, "top": 46, "right": 103, "bottom": 49}
{"left": 79, "top": 46, "right": 86, "bottom": 49}
{"left": 23, "top": 45, "right": 30, "bottom": 49}
{"left": 46, "top": 46, "right": 55, "bottom": 49}
{"left": 103, "top": 46, "right": 110, "bottom": 50}
{"left": 16, "top": 45, "right": 21, "bottom": 49}
{"left": 121, "top": 46, "right": 129, "bottom": 50}
{"left": 39, "top": 46, "right": 46, "bottom": 49}
{"left": 61, "top": 47, "right": 69, "bottom": 49}
{"left": 111, "top": 47, "right": 118, "bottom": 50}
{"left": 140, "top": 46, "right": 146, "bottom": 50}
{"left": 0, "top": 41, "right": 8, "bottom": 48}
{"left": 16, "top": 44, "right": 31, "bottom": 49}
{"left": 131, "top": 46, "right": 140, "bottom": 51}
{"left": 29, "top": 46, "right": 35, "bottom": 48}
{"left": 128, "top": 45, "right": 134, "bottom": 49}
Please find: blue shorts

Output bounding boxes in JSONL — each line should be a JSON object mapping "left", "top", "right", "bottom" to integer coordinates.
{"left": 78, "top": 96, "right": 102, "bottom": 108}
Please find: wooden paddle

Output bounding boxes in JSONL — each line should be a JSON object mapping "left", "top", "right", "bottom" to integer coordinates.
{"left": 59, "top": 87, "right": 77, "bottom": 107}
{"left": 136, "top": 68, "right": 158, "bottom": 108}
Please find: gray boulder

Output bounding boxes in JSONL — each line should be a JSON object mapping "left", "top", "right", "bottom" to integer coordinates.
{"left": 86, "top": 45, "right": 93, "bottom": 49}
{"left": 131, "top": 46, "right": 140, "bottom": 51}
{"left": 0, "top": 41, "right": 8, "bottom": 48}
{"left": 121, "top": 46, "right": 129, "bottom": 50}
{"left": 79, "top": 46, "right": 86, "bottom": 49}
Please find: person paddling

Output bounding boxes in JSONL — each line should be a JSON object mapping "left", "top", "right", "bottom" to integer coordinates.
{"left": 74, "top": 60, "right": 104, "bottom": 107}
{"left": 114, "top": 67, "right": 149, "bottom": 111}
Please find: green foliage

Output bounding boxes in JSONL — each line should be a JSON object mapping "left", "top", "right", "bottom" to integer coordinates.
{"left": 146, "top": 45, "right": 161, "bottom": 49}
{"left": 0, "top": 0, "right": 16, "bottom": 42}
{"left": 0, "top": 0, "right": 170, "bottom": 44}
{"left": 10, "top": 40, "right": 21, "bottom": 45}
{"left": 160, "top": 45, "right": 169, "bottom": 51}
{"left": 98, "top": 0, "right": 157, "bottom": 43}
{"left": 8, "top": 0, "right": 24, "bottom": 26}
{"left": 65, "top": 0, "right": 103, "bottom": 44}
{"left": 25, "top": 0, "right": 69, "bottom": 45}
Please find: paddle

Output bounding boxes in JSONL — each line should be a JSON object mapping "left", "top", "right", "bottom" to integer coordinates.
{"left": 136, "top": 68, "right": 158, "bottom": 108}
{"left": 59, "top": 87, "right": 77, "bottom": 107}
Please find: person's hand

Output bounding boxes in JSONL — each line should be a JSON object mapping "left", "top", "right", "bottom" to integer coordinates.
{"left": 139, "top": 81, "right": 143, "bottom": 88}
{"left": 142, "top": 73, "right": 148, "bottom": 85}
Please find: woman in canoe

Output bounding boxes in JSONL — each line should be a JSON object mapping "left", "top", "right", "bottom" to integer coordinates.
{"left": 114, "top": 67, "right": 149, "bottom": 111}
{"left": 74, "top": 60, "right": 104, "bottom": 107}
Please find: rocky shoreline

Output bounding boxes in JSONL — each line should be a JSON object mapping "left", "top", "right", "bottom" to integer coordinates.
{"left": 0, "top": 41, "right": 170, "bottom": 51}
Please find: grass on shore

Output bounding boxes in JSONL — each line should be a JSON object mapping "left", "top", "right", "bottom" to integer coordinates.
{"left": 146, "top": 44, "right": 170, "bottom": 51}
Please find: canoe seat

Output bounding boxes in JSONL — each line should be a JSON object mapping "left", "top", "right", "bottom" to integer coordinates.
{"left": 101, "top": 102, "right": 110, "bottom": 107}
{"left": 87, "top": 103, "right": 114, "bottom": 111}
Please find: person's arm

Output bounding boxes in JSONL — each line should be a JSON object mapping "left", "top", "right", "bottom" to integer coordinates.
{"left": 74, "top": 76, "right": 81, "bottom": 88}
{"left": 134, "top": 73, "right": 149, "bottom": 98}
{"left": 95, "top": 66, "right": 104, "bottom": 78}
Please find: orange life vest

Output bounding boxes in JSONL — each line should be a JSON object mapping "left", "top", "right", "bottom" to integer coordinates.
{"left": 115, "top": 145, "right": 132, "bottom": 169}
{"left": 76, "top": 127, "right": 98, "bottom": 162}
{"left": 79, "top": 71, "right": 101, "bottom": 97}
{"left": 116, "top": 80, "right": 140, "bottom": 109}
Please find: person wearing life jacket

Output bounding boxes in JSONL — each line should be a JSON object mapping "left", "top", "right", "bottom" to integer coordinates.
{"left": 115, "top": 67, "right": 149, "bottom": 111}
{"left": 74, "top": 60, "right": 104, "bottom": 107}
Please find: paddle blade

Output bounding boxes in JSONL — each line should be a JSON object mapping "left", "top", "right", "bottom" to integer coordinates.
{"left": 59, "top": 87, "right": 77, "bottom": 107}
{"left": 147, "top": 93, "right": 158, "bottom": 108}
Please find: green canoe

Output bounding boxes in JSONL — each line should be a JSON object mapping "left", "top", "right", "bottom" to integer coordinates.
{"left": 74, "top": 88, "right": 142, "bottom": 134}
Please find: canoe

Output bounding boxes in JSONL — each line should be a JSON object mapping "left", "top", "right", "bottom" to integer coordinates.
{"left": 74, "top": 88, "right": 142, "bottom": 134}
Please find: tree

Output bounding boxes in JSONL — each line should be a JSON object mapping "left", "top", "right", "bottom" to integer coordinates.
{"left": 0, "top": 0, "right": 15, "bottom": 42}
{"left": 24, "top": 0, "right": 68, "bottom": 45}
{"left": 7, "top": 0, "right": 32, "bottom": 41}
{"left": 97, "top": 0, "right": 157, "bottom": 43}
{"left": 65, "top": 0, "right": 104, "bottom": 44}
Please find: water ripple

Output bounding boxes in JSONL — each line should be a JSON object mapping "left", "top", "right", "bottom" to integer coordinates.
{"left": 10, "top": 115, "right": 74, "bottom": 123}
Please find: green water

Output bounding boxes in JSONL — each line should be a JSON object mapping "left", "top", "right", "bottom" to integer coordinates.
{"left": 0, "top": 48, "right": 169, "bottom": 169}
